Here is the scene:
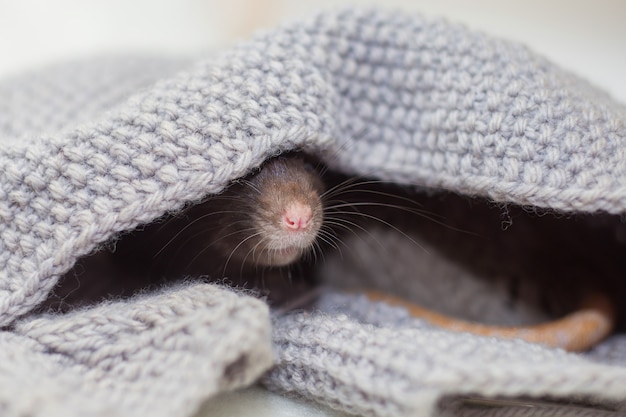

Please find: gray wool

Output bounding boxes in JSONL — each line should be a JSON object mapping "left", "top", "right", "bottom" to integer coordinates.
{"left": 1, "top": 8, "right": 626, "bottom": 417}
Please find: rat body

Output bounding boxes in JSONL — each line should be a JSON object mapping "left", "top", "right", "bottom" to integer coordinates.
{"left": 45, "top": 153, "right": 615, "bottom": 351}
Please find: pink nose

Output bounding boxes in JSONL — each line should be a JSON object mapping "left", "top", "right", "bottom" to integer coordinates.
{"left": 283, "top": 203, "right": 312, "bottom": 230}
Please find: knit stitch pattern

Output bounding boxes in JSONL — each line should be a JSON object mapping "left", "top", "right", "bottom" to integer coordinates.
{"left": 5, "top": 283, "right": 273, "bottom": 417}
{"left": 1, "top": 8, "right": 626, "bottom": 417}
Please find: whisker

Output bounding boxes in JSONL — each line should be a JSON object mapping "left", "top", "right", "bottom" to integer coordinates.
{"left": 240, "top": 237, "right": 266, "bottom": 279}
{"left": 325, "top": 210, "right": 429, "bottom": 254}
{"left": 326, "top": 201, "right": 476, "bottom": 236}
{"left": 320, "top": 176, "right": 367, "bottom": 200}
{"left": 326, "top": 187, "right": 431, "bottom": 213}
{"left": 220, "top": 232, "right": 265, "bottom": 277}
{"left": 153, "top": 210, "right": 252, "bottom": 259}
{"left": 239, "top": 179, "right": 263, "bottom": 195}
{"left": 322, "top": 217, "right": 391, "bottom": 256}
{"left": 316, "top": 229, "right": 341, "bottom": 251}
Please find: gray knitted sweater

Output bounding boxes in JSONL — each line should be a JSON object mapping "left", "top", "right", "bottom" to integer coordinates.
{"left": 1, "top": 8, "right": 626, "bottom": 417}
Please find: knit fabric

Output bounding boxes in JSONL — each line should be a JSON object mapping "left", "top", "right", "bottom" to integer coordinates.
{"left": 1, "top": 8, "right": 626, "bottom": 417}
{"left": 7, "top": 283, "right": 273, "bottom": 417}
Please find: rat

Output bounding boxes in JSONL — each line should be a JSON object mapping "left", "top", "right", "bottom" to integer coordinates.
{"left": 45, "top": 152, "right": 615, "bottom": 351}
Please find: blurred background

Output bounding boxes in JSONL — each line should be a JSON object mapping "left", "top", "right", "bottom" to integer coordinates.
{"left": 0, "top": 0, "right": 624, "bottom": 103}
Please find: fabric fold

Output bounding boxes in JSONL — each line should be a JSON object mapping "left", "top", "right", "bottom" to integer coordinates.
{"left": 4, "top": 283, "right": 274, "bottom": 417}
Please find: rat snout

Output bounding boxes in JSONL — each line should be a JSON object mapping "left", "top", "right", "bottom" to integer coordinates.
{"left": 282, "top": 202, "right": 313, "bottom": 231}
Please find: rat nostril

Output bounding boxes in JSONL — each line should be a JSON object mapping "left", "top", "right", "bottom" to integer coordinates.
{"left": 283, "top": 203, "right": 312, "bottom": 230}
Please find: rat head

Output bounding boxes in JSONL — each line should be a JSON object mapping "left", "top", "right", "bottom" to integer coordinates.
{"left": 219, "top": 154, "right": 325, "bottom": 268}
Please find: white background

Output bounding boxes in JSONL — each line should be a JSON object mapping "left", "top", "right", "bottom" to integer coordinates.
{"left": 0, "top": 0, "right": 625, "bottom": 103}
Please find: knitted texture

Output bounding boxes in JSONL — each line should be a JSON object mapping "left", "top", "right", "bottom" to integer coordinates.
{"left": 268, "top": 296, "right": 626, "bottom": 417}
{"left": 0, "top": 56, "right": 190, "bottom": 140}
{"left": 1, "top": 7, "right": 626, "bottom": 417}
{"left": 4, "top": 283, "right": 273, "bottom": 417}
